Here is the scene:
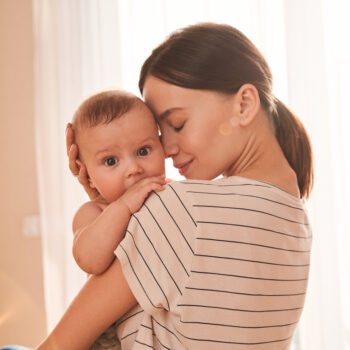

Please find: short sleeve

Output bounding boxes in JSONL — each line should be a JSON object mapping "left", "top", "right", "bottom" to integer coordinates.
{"left": 115, "top": 182, "right": 197, "bottom": 315}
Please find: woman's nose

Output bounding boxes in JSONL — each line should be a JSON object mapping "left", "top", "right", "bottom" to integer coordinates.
{"left": 161, "top": 135, "right": 179, "bottom": 158}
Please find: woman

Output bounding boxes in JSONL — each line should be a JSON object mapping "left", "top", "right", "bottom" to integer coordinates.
{"left": 38, "top": 22, "right": 313, "bottom": 349}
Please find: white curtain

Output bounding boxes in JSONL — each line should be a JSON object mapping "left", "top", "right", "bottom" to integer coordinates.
{"left": 286, "top": 1, "right": 350, "bottom": 349}
{"left": 33, "top": 0, "right": 350, "bottom": 348}
{"left": 33, "top": 0, "right": 124, "bottom": 331}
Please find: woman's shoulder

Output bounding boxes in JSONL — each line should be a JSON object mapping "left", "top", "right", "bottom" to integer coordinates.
{"left": 149, "top": 178, "right": 224, "bottom": 202}
{"left": 163, "top": 176, "right": 306, "bottom": 208}
{"left": 144, "top": 176, "right": 307, "bottom": 216}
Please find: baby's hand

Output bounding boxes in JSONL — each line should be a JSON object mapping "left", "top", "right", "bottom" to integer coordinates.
{"left": 119, "top": 176, "right": 166, "bottom": 214}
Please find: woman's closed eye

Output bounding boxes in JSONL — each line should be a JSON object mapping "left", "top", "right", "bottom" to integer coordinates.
{"left": 104, "top": 157, "right": 118, "bottom": 167}
{"left": 137, "top": 146, "right": 151, "bottom": 157}
{"left": 173, "top": 123, "right": 184, "bottom": 132}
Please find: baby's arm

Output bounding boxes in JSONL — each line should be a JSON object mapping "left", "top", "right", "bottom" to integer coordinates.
{"left": 73, "top": 175, "right": 166, "bottom": 275}
{"left": 72, "top": 199, "right": 130, "bottom": 275}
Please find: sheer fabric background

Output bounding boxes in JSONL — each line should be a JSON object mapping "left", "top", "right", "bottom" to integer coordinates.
{"left": 33, "top": 0, "right": 350, "bottom": 349}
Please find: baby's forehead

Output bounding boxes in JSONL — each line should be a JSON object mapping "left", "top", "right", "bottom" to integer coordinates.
{"left": 77, "top": 108, "right": 159, "bottom": 144}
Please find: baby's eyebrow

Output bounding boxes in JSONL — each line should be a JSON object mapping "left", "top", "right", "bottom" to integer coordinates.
{"left": 137, "top": 137, "right": 155, "bottom": 145}
{"left": 157, "top": 107, "right": 184, "bottom": 121}
{"left": 94, "top": 147, "right": 114, "bottom": 158}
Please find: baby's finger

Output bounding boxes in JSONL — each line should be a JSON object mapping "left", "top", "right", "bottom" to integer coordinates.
{"left": 153, "top": 183, "right": 166, "bottom": 191}
{"left": 143, "top": 182, "right": 166, "bottom": 194}
{"left": 140, "top": 175, "right": 167, "bottom": 186}
{"left": 68, "top": 144, "right": 79, "bottom": 175}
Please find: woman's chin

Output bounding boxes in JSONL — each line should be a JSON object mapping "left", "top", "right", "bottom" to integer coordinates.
{"left": 183, "top": 172, "right": 217, "bottom": 181}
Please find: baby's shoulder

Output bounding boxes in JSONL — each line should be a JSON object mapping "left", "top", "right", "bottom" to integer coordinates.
{"left": 73, "top": 199, "right": 106, "bottom": 222}
{"left": 72, "top": 199, "right": 106, "bottom": 233}
{"left": 77, "top": 198, "right": 107, "bottom": 212}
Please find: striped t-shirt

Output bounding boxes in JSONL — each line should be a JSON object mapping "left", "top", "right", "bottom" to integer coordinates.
{"left": 115, "top": 176, "right": 312, "bottom": 349}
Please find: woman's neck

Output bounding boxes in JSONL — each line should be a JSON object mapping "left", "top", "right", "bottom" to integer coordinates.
{"left": 224, "top": 115, "right": 300, "bottom": 198}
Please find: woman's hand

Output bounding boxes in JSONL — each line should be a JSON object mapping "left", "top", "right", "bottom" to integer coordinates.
{"left": 66, "top": 123, "right": 100, "bottom": 200}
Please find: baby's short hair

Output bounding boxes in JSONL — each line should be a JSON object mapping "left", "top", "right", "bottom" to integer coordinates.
{"left": 72, "top": 90, "right": 140, "bottom": 130}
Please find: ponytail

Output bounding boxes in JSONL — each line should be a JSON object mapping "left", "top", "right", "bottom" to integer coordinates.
{"left": 272, "top": 99, "right": 313, "bottom": 199}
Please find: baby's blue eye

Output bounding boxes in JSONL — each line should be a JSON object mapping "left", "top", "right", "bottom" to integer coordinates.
{"left": 137, "top": 147, "right": 150, "bottom": 157}
{"left": 104, "top": 157, "right": 117, "bottom": 166}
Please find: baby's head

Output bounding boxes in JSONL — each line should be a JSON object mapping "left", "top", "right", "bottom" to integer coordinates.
{"left": 72, "top": 90, "right": 165, "bottom": 203}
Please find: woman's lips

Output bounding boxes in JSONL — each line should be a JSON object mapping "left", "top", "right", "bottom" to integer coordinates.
{"left": 174, "top": 160, "right": 192, "bottom": 176}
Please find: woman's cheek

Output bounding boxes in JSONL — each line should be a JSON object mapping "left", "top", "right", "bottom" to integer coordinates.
{"left": 187, "top": 128, "right": 205, "bottom": 150}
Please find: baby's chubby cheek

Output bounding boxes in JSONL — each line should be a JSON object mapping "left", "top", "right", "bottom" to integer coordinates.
{"left": 102, "top": 188, "right": 125, "bottom": 203}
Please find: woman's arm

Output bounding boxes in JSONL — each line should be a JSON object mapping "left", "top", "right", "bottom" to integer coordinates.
{"left": 36, "top": 258, "right": 137, "bottom": 350}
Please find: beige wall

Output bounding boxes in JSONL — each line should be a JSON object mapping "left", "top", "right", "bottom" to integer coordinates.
{"left": 0, "top": 0, "right": 47, "bottom": 347}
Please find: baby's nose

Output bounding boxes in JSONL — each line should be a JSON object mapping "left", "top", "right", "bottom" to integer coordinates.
{"left": 125, "top": 160, "right": 143, "bottom": 177}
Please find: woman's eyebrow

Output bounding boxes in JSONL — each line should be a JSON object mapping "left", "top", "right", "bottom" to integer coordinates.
{"left": 157, "top": 107, "right": 184, "bottom": 121}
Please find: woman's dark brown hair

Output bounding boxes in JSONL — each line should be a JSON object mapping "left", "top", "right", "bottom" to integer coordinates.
{"left": 139, "top": 22, "right": 313, "bottom": 198}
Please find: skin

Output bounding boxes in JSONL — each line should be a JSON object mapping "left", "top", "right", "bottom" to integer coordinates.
{"left": 76, "top": 101, "right": 165, "bottom": 204}
{"left": 143, "top": 76, "right": 299, "bottom": 197}
{"left": 72, "top": 101, "right": 166, "bottom": 274}
{"left": 37, "top": 77, "right": 300, "bottom": 350}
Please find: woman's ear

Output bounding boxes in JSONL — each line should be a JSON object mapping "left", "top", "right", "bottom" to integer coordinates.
{"left": 235, "top": 84, "right": 260, "bottom": 126}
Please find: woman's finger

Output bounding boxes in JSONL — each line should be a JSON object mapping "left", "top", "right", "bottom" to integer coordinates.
{"left": 68, "top": 144, "right": 79, "bottom": 175}
{"left": 78, "top": 165, "right": 100, "bottom": 200}
{"left": 66, "top": 123, "right": 74, "bottom": 156}
{"left": 77, "top": 165, "right": 90, "bottom": 188}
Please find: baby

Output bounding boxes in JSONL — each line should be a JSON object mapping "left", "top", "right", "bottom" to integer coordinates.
{"left": 71, "top": 90, "right": 166, "bottom": 276}
{"left": 71, "top": 90, "right": 166, "bottom": 349}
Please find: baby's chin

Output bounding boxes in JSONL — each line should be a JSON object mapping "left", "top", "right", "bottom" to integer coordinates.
{"left": 93, "top": 196, "right": 110, "bottom": 206}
